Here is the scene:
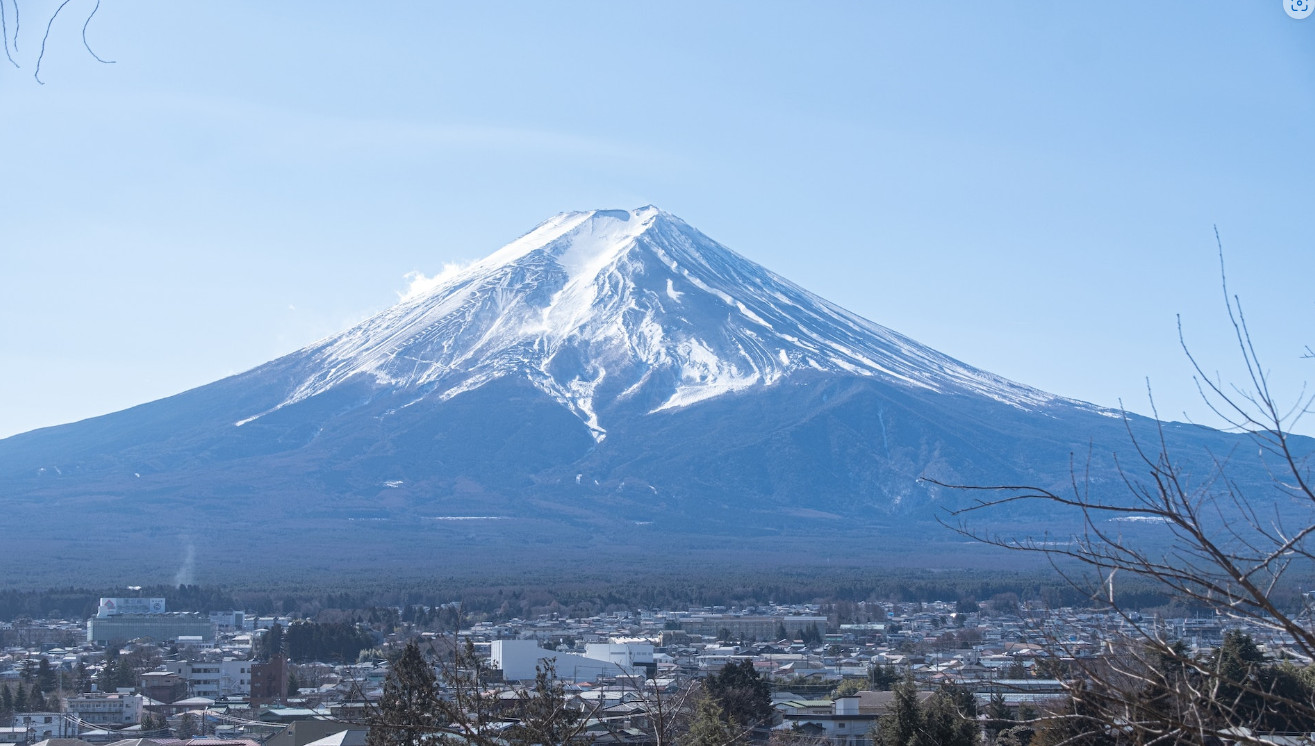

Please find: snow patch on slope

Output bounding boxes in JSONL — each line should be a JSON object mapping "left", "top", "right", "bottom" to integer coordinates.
{"left": 237, "top": 205, "right": 1090, "bottom": 436}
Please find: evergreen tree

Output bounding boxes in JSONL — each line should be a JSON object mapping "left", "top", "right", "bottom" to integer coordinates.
{"left": 984, "top": 692, "right": 1013, "bottom": 742}
{"left": 1211, "top": 631, "right": 1266, "bottom": 725}
{"left": 873, "top": 675, "right": 923, "bottom": 746}
{"left": 1, "top": 685, "right": 12, "bottom": 717}
{"left": 832, "top": 678, "right": 868, "bottom": 698}
{"left": 869, "top": 663, "right": 900, "bottom": 691}
{"left": 921, "top": 685, "right": 977, "bottom": 746}
{"left": 99, "top": 657, "right": 136, "bottom": 692}
{"left": 1203, "top": 630, "right": 1315, "bottom": 734}
{"left": 13, "top": 683, "right": 26, "bottom": 713}
{"left": 27, "top": 684, "right": 47, "bottom": 712}
{"left": 686, "top": 693, "right": 742, "bottom": 746}
{"left": 177, "top": 712, "right": 198, "bottom": 739}
{"left": 257, "top": 623, "right": 284, "bottom": 662}
{"left": 995, "top": 724, "right": 1036, "bottom": 746}
{"left": 282, "top": 620, "right": 375, "bottom": 662}
{"left": 75, "top": 661, "right": 92, "bottom": 693}
{"left": 705, "top": 659, "right": 773, "bottom": 734}
{"left": 36, "top": 658, "right": 57, "bottom": 694}
{"left": 801, "top": 624, "right": 823, "bottom": 646}
{"left": 366, "top": 641, "right": 441, "bottom": 746}
{"left": 287, "top": 671, "right": 300, "bottom": 698}
{"left": 872, "top": 679, "right": 978, "bottom": 746}
{"left": 141, "top": 712, "right": 167, "bottom": 732}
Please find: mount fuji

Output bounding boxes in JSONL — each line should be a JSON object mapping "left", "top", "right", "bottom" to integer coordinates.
{"left": 0, "top": 207, "right": 1288, "bottom": 583}
{"left": 257, "top": 206, "right": 1069, "bottom": 438}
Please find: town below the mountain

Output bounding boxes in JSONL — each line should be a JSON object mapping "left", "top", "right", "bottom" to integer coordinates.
{"left": 0, "top": 594, "right": 1301, "bottom": 746}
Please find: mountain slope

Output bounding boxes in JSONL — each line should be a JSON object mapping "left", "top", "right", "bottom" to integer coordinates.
{"left": 243, "top": 206, "right": 1075, "bottom": 439}
{"left": 0, "top": 207, "right": 1297, "bottom": 584}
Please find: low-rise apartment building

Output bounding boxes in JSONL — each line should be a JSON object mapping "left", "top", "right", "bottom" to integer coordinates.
{"left": 165, "top": 658, "right": 252, "bottom": 699}
{"left": 61, "top": 692, "right": 143, "bottom": 727}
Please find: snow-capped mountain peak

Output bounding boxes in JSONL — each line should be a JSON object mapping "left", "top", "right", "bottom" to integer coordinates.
{"left": 240, "top": 206, "right": 1066, "bottom": 437}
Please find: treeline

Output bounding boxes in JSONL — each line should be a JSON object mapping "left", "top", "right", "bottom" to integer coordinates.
{"left": 257, "top": 621, "right": 378, "bottom": 663}
{"left": 0, "top": 584, "right": 238, "bottom": 621}
{"left": 0, "top": 682, "right": 60, "bottom": 720}
{"left": 285, "top": 621, "right": 376, "bottom": 662}
{"left": 381, "top": 570, "right": 1240, "bottom": 622}
{"left": 0, "top": 657, "right": 89, "bottom": 720}
{"left": 2, "top": 569, "right": 1304, "bottom": 623}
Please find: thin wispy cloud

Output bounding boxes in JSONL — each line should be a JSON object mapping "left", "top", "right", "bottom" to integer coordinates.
{"left": 93, "top": 91, "right": 688, "bottom": 170}
{"left": 400, "top": 263, "right": 470, "bottom": 301}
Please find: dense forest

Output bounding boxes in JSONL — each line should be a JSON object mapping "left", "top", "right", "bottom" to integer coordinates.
{"left": 1, "top": 567, "right": 1304, "bottom": 624}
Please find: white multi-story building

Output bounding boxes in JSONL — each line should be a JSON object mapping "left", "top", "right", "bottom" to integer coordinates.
{"left": 164, "top": 658, "right": 252, "bottom": 698}
{"left": 584, "top": 641, "right": 655, "bottom": 676}
{"left": 61, "top": 693, "right": 143, "bottom": 727}
{"left": 11, "top": 712, "right": 77, "bottom": 740}
{"left": 491, "top": 640, "right": 653, "bottom": 682}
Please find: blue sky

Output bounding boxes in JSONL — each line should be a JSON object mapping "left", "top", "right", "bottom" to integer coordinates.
{"left": 1, "top": 2, "right": 1312, "bottom": 438}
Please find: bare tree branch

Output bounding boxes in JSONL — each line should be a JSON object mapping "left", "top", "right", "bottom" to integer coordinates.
{"left": 1, "top": 0, "right": 18, "bottom": 68}
{"left": 34, "top": 0, "right": 73, "bottom": 84}
{"left": 929, "top": 236, "right": 1315, "bottom": 744}
{"left": 80, "top": 0, "right": 112, "bottom": 64}
{"left": 15, "top": 0, "right": 116, "bottom": 83}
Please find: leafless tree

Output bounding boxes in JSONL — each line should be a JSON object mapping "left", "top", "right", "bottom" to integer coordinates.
{"left": 602, "top": 672, "right": 705, "bottom": 746}
{"left": 931, "top": 237, "right": 1315, "bottom": 744}
{"left": 356, "top": 635, "right": 604, "bottom": 746}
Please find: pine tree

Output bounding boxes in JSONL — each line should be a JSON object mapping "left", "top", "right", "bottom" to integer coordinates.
{"left": 14, "top": 683, "right": 26, "bottom": 713}
{"left": 832, "top": 678, "right": 868, "bottom": 698}
{"left": 686, "top": 693, "right": 742, "bottom": 746}
{"left": 103, "top": 657, "right": 136, "bottom": 691}
{"left": 985, "top": 691, "right": 1012, "bottom": 742}
{"left": 869, "top": 663, "right": 899, "bottom": 691}
{"left": 705, "top": 659, "right": 773, "bottom": 733}
{"left": 287, "top": 671, "right": 300, "bottom": 698}
{"left": 94, "top": 660, "right": 114, "bottom": 693}
{"left": 27, "top": 683, "right": 47, "bottom": 712}
{"left": 177, "top": 712, "right": 198, "bottom": 739}
{"left": 142, "top": 712, "right": 168, "bottom": 733}
{"left": 36, "top": 658, "right": 57, "bottom": 694}
{"left": 800, "top": 624, "right": 823, "bottom": 646}
{"left": 258, "top": 623, "right": 284, "bottom": 662}
{"left": 366, "top": 642, "right": 441, "bottom": 746}
{"left": 921, "top": 685, "right": 977, "bottom": 746}
{"left": 873, "top": 675, "right": 923, "bottom": 746}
